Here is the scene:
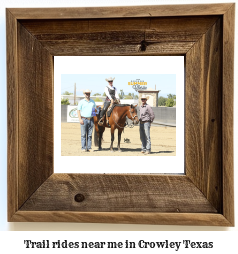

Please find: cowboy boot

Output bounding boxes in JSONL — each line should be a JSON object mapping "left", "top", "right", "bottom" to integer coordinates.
{"left": 98, "top": 115, "right": 105, "bottom": 126}
{"left": 98, "top": 108, "right": 106, "bottom": 126}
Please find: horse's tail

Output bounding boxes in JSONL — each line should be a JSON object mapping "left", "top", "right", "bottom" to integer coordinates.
{"left": 94, "top": 125, "right": 99, "bottom": 147}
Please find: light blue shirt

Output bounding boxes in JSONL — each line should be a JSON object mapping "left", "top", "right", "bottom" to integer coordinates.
{"left": 77, "top": 99, "right": 96, "bottom": 118}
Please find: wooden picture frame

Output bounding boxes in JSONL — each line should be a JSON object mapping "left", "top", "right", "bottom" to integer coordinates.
{"left": 7, "top": 3, "right": 234, "bottom": 226}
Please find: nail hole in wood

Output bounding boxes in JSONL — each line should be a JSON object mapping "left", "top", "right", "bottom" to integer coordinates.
{"left": 211, "top": 119, "right": 215, "bottom": 122}
{"left": 74, "top": 194, "right": 85, "bottom": 202}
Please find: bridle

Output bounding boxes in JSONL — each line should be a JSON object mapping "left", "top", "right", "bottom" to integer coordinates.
{"left": 129, "top": 107, "right": 138, "bottom": 120}
{"left": 125, "top": 107, "right": 138, "bottom": 128}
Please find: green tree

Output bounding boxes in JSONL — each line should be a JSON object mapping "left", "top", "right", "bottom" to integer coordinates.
{"left": 63, "top": 91, "right": 73, "bottom": 95}
{"left": 94, "top": 97, "right": 103, "bottom": 102}
{"left": 167, "top": 93, "right": 176, "bottom": 99}
{"left": 103, "top": 92, "right": 106, "bottom": 96}
{"left": 166, "top": 98, "right": 175, "bottom": 107}
{"left": 61, "top": 98, "right": 70, "bottom": 105}
{"left": 173, "top": 95, "right": 176, "bottom": 106}
{"left": 124, "top": 94, "right": 133, "bottom": 99}
{"left": 119, "top": 89, "right": 125, "bottom": 99}
{"left": 166, "top": 93, "right": 176, "bottom": 107}
{"left": 93, "top": 93, "right": 101, "bottom": 96}
{"left": 158, "top": 96, "right": 167, "bottom": 106}
{"left": 131, "top": 93, "right": 139, "bottom": 99}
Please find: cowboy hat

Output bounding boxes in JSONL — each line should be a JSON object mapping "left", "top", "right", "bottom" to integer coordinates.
{"left": 105, "top": 77, "right": 115, "bottom": 82}
{"left": 83, "top": 89, "right": 92, "bottom": 94}
{"left": 141, "top": 94, "right": 149, "bottom": 100}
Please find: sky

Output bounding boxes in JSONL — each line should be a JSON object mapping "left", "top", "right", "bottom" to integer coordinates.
{"left": 61, "top": 74, "right": 176, "bottom": 98}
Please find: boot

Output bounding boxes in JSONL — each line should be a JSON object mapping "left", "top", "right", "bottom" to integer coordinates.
{"left": 98, "top": 108, "right": 106, "bottom": 126}
{"left": 98, "top": 115, "right": 105, "bottom": 126}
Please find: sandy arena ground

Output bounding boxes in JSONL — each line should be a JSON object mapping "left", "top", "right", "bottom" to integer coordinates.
{"left": 61, "top": 123, "right": 176, "bottom": 156}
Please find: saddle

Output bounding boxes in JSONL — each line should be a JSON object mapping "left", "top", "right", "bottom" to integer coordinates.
{"left": 98, "top": 99, "right": 119, "bottom": 127}
{"left": 105, "top": 99, "right": 119, "bottom": 126}
{"left": 106, "top": 99, "right": 119, "bottom": 117}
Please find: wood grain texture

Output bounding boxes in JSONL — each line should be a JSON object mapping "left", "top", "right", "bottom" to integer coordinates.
{"left": 8, "top": 4, "right": 233, "bottom": 19}
{"left": 38, "top": 41, "right": 193, "bottom": 56}
{"left": 18, "top": 23, "right": 54, "bottom": 208}
{"left": 20, "top": 16, "right": 218, "bottom": 34}
{"left": 6, "top": 4, "right": 234, "bottom": 225}
{"left": 222, "top": 4, "right": 235, "bottom": 226}
{"left": 20, "top": 174, "right": 217, "bottom": 213}
{"left": 7, "top": 9, "right": 18, "bottom": 221}
{"left": 19, "top": 17, "right": 218, "bottom": 56}
{"left": 11, "top": 211, "right": 232, "bottom": 226}
{"left": 185, "top": 18, "right": 223, "bottom": 212}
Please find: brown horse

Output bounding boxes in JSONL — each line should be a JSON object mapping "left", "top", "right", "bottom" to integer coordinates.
{"left": 94, "top": 104, "right": 139, "bottom": 152}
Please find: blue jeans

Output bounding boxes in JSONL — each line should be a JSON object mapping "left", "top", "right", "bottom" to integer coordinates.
{"left": 80, "top": 118, "right": 94, "bottom": 150}
{"left": 140, "top": 122, "right": 151, "bottom": 152}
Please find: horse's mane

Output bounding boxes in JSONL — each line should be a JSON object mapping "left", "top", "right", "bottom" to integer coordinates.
{"left": 115, "top": 104, "right": 135, "bottom": 107}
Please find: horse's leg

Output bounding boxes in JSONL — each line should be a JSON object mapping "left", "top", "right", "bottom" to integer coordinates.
{"left": 94, "top": 117, "right": 102, "bottom": 150}
{"left": 98, "top": 126, "right": 104, "bottom": 150}
{"left": 118, "top": 128, "right": 123, "bottom": 152}
{"left": 110, "top": 126, "right": 115, "bottom": 152}
{"left": 98, "top": 130, "right": 102, "bottom": 150}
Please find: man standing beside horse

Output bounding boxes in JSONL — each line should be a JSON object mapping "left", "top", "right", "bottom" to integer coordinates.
{"left": 98, "top": 77, "right": 120, "bottom": 126}
{"left": 77, "top": 89, "right": 96, "bottom": 152}
{"left": 139, "top": 94, "right": 155, "bottom": 155}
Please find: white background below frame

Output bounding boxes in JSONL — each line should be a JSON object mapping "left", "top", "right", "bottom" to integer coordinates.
{"left": 54, "top": 56, "right": 184, "bottom": 174}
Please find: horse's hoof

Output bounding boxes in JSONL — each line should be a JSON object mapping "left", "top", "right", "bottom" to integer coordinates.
{"left": 110, "top": 150, "right": 114, "bottom": 152}
{"left": 118, "top": 150, "right": 122, "bottom": 152}
{"left": 98, "top": 148, "right": 102, "bottom": 151}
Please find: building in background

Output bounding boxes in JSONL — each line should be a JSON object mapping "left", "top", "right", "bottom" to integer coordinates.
{"left": 138, "top": 88, "right": 160, "bottom": 107}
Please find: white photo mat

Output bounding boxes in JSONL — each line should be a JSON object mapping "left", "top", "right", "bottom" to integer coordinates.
{"left": 54, "top": 56, "right": 184, "bottom": 174}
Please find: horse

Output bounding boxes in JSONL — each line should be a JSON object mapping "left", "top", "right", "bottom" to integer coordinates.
{"left": 94, "top": 104, "right": 139, "bottom": 152}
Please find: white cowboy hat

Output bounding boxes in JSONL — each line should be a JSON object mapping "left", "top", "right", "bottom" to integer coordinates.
{"left": 83, "top": 89, "right": 92, "bottom": 94}
{"left": 105, "top": 77, "right": 115, "bottom": 82}
{"left": 141, "top": 94, "right": 149, "bottom": 100}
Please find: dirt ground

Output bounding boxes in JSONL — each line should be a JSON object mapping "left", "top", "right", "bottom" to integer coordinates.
{"left": 61, "top": 123, "right": 176, "bottom": 156}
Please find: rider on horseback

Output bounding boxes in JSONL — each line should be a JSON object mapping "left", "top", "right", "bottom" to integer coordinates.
{"left": 98, "top": 77, "right": 120, "bottom": 126}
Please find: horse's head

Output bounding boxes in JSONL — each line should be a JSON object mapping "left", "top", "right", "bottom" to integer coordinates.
{"left": 128, "top": 104, "right": 139, "bottom": 125}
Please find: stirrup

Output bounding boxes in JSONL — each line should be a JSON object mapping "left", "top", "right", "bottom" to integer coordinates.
{"left": 98, "top": 117, "right": 104, "bottom": 126}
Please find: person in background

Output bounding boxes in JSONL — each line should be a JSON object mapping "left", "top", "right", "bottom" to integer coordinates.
{"left": 139, "top": 95, "right": 155, "bottom": 155}
{"left": 98, "top": 77, "right": 120, "bottom": 126}
{"left": 77, "top": 89, "right": 96, "bottom": 152}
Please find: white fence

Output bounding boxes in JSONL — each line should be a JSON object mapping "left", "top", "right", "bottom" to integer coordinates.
{"left": 64, "top": 99, "right": 139, "bottom": 123}
{"left": 61, "top": 95, "right": 138, "bottom": 106}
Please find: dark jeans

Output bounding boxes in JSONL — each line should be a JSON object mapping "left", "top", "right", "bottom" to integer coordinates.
{"left": 100, "top": 101, "right": 110, "bottom": 117}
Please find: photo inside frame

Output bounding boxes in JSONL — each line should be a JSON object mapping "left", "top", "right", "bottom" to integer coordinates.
{"left": 54, "top": 56, "right": 184, "bottom": 174}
